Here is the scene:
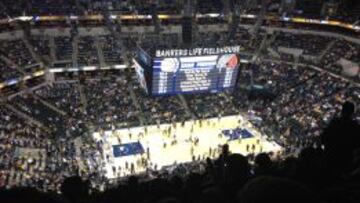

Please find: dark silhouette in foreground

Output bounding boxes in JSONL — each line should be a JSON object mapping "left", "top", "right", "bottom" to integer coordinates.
{"left": 321, "top": 101, "right": 360, "bottom": 177}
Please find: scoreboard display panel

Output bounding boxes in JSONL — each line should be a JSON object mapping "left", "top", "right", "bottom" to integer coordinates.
{"left": 152, "top": 54, "right": 239, "bottom": 95}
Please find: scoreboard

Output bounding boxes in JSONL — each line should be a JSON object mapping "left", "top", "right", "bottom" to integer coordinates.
{"left": 152, "top": 54, "right": 239, "bottom": 95}
{"left": 134, "top": 46, "right": 241, "bottom": 96}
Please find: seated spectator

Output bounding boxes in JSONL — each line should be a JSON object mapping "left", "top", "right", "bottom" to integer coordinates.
{"left": 238, "top": 176, "right": 316, "bottom": 203}
{"left": 61, "top": 176, "right": 89, "bottom": 203}
{"left": 253, "top": 153, "right": 275, "bottom": 176}
{"left": 321, "top": 101, "right": 360, "bottom": 176}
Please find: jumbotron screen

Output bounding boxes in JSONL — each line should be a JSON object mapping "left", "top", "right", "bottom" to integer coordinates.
{"left": 151, "top": 54, "right": 239, "bottom": 95}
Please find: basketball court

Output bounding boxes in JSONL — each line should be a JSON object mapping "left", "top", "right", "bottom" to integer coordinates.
{"left": 92, "top": 114, "right": 282, "bottom": 179}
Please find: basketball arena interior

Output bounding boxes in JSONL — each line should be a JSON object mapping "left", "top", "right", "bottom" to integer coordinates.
{"left": 0, "top": 0, "right": 360, "bottom": 203}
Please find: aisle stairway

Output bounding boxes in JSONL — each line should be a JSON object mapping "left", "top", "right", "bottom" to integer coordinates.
{"left": 95, "top": 37, "right": 106, "bottom": 67}
{"left": 22, "top": 37, "right": 42, "bottom": 64}
{"left": 318, "top": 40, "right": 337, "bottom": 61}
{"left": 3, "top": 103, "right": 50, "bottom": 132}
{"left": 0, "top": 55, "right": 27, "bottom": 76}
{"left": 32, "top": 94, "right": 67, "bottom": 116}
{"left": 49, "top": 37, "right": 56, "bottom": 62}
{"left": 177, "top": 94, "right": 196, "bottom": 119}
{"left": 77, "top": 82, "right": 88, "bottom": 111}
{"left": 72, "top": 36, "right": 79, "bottom": 68}
{"left": 74, "top": 137, "right": 87, "bottom": 172}
{"left": 127, "top": 83, "right": 146, "bottom": 126}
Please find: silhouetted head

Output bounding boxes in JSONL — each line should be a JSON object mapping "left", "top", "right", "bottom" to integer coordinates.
{"left": 61, "top": 176, "right": 89, "bottom": 202}
{"left": 225, "top": 153, "right": 250, "bottom": 182}
{"left": 254, "top": 153, "right": 272, "bottom": 168}
{"left": 127, "top": 176, "right": 139, "bottom": 187}
{"left": 222, "top": 144, "right": 229, "bottom": 155}
{"left": 170, "top": 175, "right": 183, "bottom": 190}
{"left": 280, "top": 157, "right": 299, "bottom": 178}
{"left": 341, "top": 101, "right": 355, "bottom": 119}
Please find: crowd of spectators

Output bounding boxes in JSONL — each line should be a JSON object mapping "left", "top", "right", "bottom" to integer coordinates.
{"left": 0, "top": 0, "right": 184, "bottom": 18}
{"left": 0, "top": 105, "right": 82, "bottom": 192}
{"left": 78, "top": 37, "right": 100, "bottom": 67}
{"left": 321, "top": 39, "right": 360, "bottom": 80}
{"left": 196, "top": 0, "right": 224, "bottom": 14}
{"left": 30, "top": 36, "right": 51, "bottom": 64}
{"left": 34, "top": 83, "right": 82, "bottom": 117}
{"left": 0, "top": 40, "right": 37, "bottom": 73}
{"left": 11, "top": 94, "right": 67, "bottom": 134}
{"left": 2, "top": 115, "right": 360, "bottom": 203}
{"left": 232, "top": 27, "right": 264, "bottom": 54}
{"left": 2, "top": 50, "right": 356, "bottom": 157}
{"left": 54, "top": 36, "right": 73, "bottom": 62}
{"left": 1, "top": 4, "right": 360, "bottom": 201}
{"left": 131, "top": 76, "right": 192, "bottom": 125}
{"left": 1, "top": 13, "right": 358, "bottom": 83}
{"left": 0, "top": 43, "right": 360, "bottom": 203}
{"left": 34, "top": 82, "right": 87, "bottom": 136}
{"left": 98, "top": 35, "right": 125, "bottom": 66}
{"left": 263, "top": 73, "right": 348, "bottom": 137}
{"left": 83, "top": 73, "right": 141, "bottom": 130}
{"left": 272, "top": 31, "right": 333, "bottom": 56}
{"left": 0, "top": 59, "right": 22, "bottom": 82}
{"left": 185, "top": 92, "right": 237, "bottom": 119}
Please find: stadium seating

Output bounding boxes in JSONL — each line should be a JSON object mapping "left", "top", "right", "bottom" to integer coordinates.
{"left": 0, "top": 1, "right": 360, "bottom": 202}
